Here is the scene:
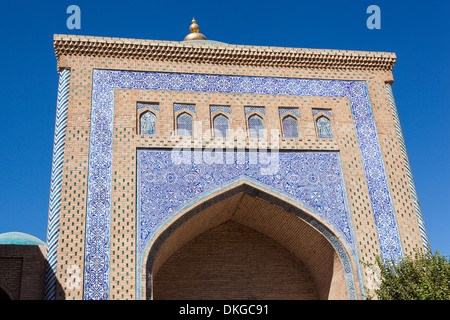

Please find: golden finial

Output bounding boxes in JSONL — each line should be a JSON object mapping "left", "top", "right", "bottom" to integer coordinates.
{"left": 184, "top": 17, "right": 207, "bottom": 41}
{"left": 190, "top": 18, "right": 199, "bottom": 33}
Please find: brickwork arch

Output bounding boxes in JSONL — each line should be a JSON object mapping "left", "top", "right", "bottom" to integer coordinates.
{"left": 142, "top": 180, "right": 361, "bottom": 300}
{"left": 153, "top": 220, "right": 319, "bottom": 299}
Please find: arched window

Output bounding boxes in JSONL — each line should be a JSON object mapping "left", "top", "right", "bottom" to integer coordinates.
{"left": 177, "top": 112, "right": 193, "bottom": 136}
{"left": 213, "top": 114, "right": 229, "bottom": 138}
{"left": 316, "top": 116, "right": 333, "bottom": 138}
{"left": 248, "top": 114, "right": 264, "bottom": 138}
{"left": 140, "top": 111, "right": 156, "bottom": 135}
{"left": 282, "top": 115, "right": 299, "bottom": 138}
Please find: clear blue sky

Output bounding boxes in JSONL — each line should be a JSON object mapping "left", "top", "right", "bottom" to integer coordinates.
{"left": 0, "top": 0, "right": 448, "bottom": 256}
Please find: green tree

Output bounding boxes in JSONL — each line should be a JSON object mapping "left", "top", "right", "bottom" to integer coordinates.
{"left": 371, "top": 249, "right": 450, "bottom": 300}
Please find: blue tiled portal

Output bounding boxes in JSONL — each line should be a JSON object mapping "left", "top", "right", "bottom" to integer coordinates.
{"left": 137, "top": 149, "right": 358, "bottom": 299}
{"left": 84, "top": 69, "right": 403, "bottom": 300}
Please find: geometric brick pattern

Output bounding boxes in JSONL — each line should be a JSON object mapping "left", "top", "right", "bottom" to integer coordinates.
{"left": 82, "top": 69, "right": 404, "bottom": 299}
{"left": 385, "top": 83, "right": 429, "bottom": 252}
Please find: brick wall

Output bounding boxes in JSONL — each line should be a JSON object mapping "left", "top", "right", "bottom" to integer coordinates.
{"left": 148, "top": 191, "right": 349, "bottom": 300}
{"left": 154, "top": 220, "right": 318, "bottom": 300}
{"left": 0, "top": 245, "right": 46, "bottom": 300}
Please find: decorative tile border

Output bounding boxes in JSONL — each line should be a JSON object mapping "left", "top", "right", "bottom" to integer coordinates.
{"left": 137, "top": 102, "right": 159, "bottom": 113}
{"left": 313, "top": 109, "right": 333, "bottom": 118}
{"left": 137, "top": 150, "right": 355, "bottom": 250}
{"left": 174, "top": 103, "right": 196, "bottom": 115}
{"left": 245, "top": 106, "right": 265, "bottom": 116}
{"left": 210, "top": 105, "right": 231, "bottom": 115}
{"left": 45, "top": 69, "right": 70, "bottom": 300}
{"left": 279, "top": 107, "right": 300, "bottom": 118}
{"left": 85, "top": 69, "right": 403, "bottom": 299}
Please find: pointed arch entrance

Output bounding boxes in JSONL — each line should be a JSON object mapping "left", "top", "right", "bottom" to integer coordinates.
{"left": 141, "top": 181, "right": 361, "bottom": 300}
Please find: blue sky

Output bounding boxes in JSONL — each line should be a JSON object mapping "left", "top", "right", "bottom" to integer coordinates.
{"left": 0, "top": 0, "right": 448, "bottom": 257}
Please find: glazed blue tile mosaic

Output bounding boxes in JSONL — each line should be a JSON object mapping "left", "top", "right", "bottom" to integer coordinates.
{"left": 174, "top": 103, "right": 196, "bottom": 115}
{"left": 317, "top": 116, "right": 333, "bottom": 139}
{"left": 137, "top": 102, "right": 159, "bottom": 113}
{"left": 248, "top": 114, "right": 265, "bottom": 139}
{"left": 85, "top": 69, "right": 403, "bottom": 300}
{"left": 210, "top": 105, "right": 231, "bottom": 115}
{"left": 245, "top": 106, "right": 266, "bottom": 116}
{"left": 137, "top": 149, "right": 358, "bottom": 299}
{"left": 279, "top": 107, "right": 300, "bottom": 118}
{"left": 313, "top": 108, "right": 333, "bottom": 118}
{"left": 140, "top": 112, "right": 156, "bottom": 135}
{"left": 212, "top": 114, "right": 230, "bottom": 138}
{"left": 176, "top": 112, "right": 193, "bottom": 137}
{"left": 282, "top": 116, "right": 299, "bottom": 138}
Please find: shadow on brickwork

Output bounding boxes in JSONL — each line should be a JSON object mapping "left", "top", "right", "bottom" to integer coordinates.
{"left": 0, "top": 244, "right": 64, "bottom": 300}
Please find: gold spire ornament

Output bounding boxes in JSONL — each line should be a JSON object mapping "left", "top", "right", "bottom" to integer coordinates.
{"left": 184, "top": 18, "right": 207, "bottom": 41}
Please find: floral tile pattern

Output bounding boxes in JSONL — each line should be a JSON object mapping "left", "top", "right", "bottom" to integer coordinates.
{"left": 84, "top": 69, "right": 403, "bottom": 299}
{"left": 137, "top": 149, "right": 357, "bottom": 299}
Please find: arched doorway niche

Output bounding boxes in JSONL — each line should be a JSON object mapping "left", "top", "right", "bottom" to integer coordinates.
{"left": 142, "top": 180, "right": 360, "bottom": 300}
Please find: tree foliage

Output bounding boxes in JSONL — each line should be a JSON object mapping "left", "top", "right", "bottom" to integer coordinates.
{"left": 372, "top": 249, "right": 450, "bottom": 300}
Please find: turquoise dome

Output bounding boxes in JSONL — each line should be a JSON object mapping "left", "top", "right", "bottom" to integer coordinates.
{"left": 0, "top": 232, "right": 45, "bottom": 245}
